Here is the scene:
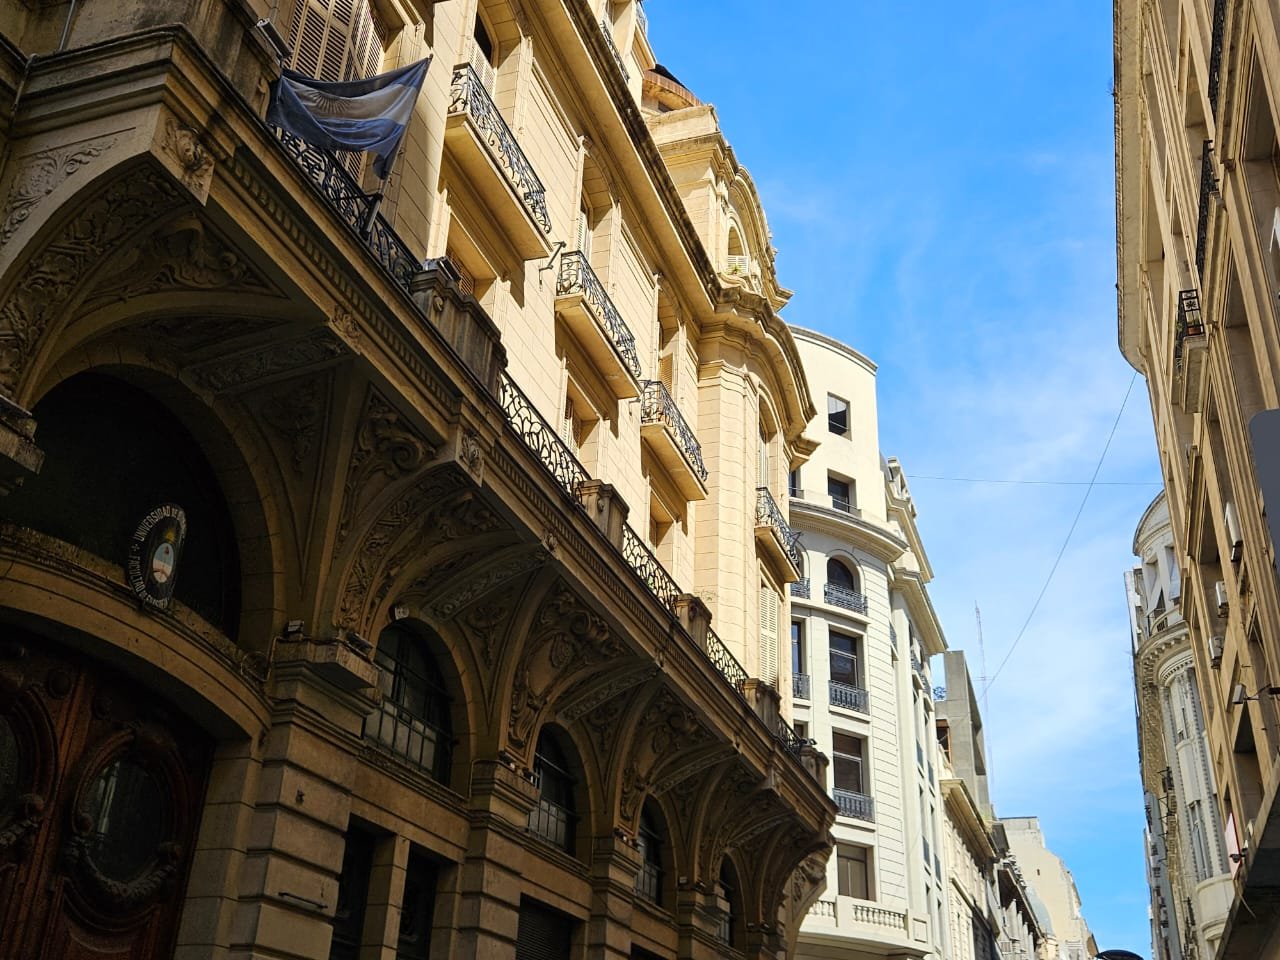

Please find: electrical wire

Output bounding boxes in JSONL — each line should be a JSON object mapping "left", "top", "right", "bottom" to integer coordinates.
{"left": 907, "top": 475, "right": 1160, "bottom": 487}
{"left": 982, "top": 371, "right": 1141, "bottom": 694}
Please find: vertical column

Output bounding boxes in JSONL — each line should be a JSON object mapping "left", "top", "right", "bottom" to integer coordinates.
{"left": 585, "top": 836, "right": 640, "bottom": 960}
{"left": 361, "top": 834, "right": 411, "bottom": 960}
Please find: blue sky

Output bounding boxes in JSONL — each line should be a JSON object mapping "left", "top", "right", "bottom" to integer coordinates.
{"left": 648, "top": 1, "right": 1155, "bottom": 953}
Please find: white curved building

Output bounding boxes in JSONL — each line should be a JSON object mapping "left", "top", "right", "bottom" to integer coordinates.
{"left": 1128, "top": 495, "right": 1233, "bottom": 960}
{"left": 788, "top": 327, "right": 950, "bottom": 960}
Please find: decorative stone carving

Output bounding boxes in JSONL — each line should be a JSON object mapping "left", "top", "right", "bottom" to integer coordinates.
{"left": 260, "top": 378, "right": 323, "bottom": 472}
{"left": 430, "top": 546, "right": 548, "bottom": 620}
{"left": 85, "top": 215, "right": 275, "bottom": 302}
{"left": 0, "top": 167, "right": 182, "bottom": 397}
{"left": 508, "top": 583, "right": 624, "bottom": 748}
{"left": 559, "top": 666, "right": 658, "bottom": 723}
{"left": 336, "top": 389, "right": 435, "bottom": 547}
{"left": 459, "top": 595, "right": 514, "bottom": 668}
{"left": 581, "top": 697, "right": 626, "bottom": 761}
{"left": 619, "top": 762, "right": 648, "bottom": 822}
{"left": 136, "top": 315, "right": 283, "bottom": 351}
{"left": 186, "top": 329, "right": 347, "bottom": 394}
{"left": 0, "top": 137, "right": 118, "bottom": 244}
{"left": 329, "top": 306, "right": 361, "bottom": 344}
{"left": 160, "top": 117, "right": 214, "bottom": 198}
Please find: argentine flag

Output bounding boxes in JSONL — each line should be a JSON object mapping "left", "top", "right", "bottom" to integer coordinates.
{"left": 268, "top": 58, "right": 431, "bottom": 179}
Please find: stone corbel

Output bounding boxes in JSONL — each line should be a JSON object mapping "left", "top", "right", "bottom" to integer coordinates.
{"left": 673, "top": 593, "right": 712, "bottom": 649}
{"left": 0, "top": 395, "right": 42, "bottom": 495}
{"left": 154, "top": 112, "right": 215, "bottom": 204}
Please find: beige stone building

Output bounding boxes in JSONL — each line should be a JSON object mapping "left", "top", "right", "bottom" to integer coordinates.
{"left": 0, "top": 1, "right": 835, "bottom": 958}
{"left": 998, "top": 819, "right": 1096, "bottom": 960}
{"left": 1115, "top": 0, "right": 1280, "bottom": 956}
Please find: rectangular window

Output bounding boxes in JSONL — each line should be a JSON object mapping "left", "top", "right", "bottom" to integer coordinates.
{"left": 791, "top": 621, "right": 805, "bottom": 674}
{"left": 788, "top": 467, "right": 801, "bottom": 498}
{"left": 832, "top": 732, "right": 865, "bottom": 793}
{"left": 330, "top": 825, "right": 377, "bottom": 960}
{"left": 827, "top": 394, "right": 850, "bottom": 436}
{"left": 830, "top": 632, "right": 861, "bottom": 687}
{"left": 837, "top": 843, "right": 872, "bottom": 900}
{"left": 827, "top": 474, "right": 854, "bottom": 513}
{"left": 516, "top": 899, "right": 574, "bottom": 960}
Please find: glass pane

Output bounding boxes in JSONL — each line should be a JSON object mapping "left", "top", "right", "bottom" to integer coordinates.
{"left": 86, "top": 759, "right": 166, "bottom": 881}
{"left": 0, "top": 717, "right": 19, "bottom": 812}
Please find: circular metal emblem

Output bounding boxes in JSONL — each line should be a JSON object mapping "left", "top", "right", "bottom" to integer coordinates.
{"left": 127, "top": 504, "right": 186, "bottom": 610}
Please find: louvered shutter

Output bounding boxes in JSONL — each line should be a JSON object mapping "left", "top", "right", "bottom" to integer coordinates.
{"left": 759, "top": 587, "right": 779, "bottom": 685}
{"left": 561, "top": 396, "right": 578, "bottom": 453}
{"left": 515, "top": 900, "right": 573, "bottom": 960}
{"left": 286, "top": 0, "right": 384, "bottom": 179}
{"left": 468, "top": 41, "right": 497, "bottom": 93}
{"left": 757, "top": 435, "right": 769, "bottom": 488}
{"left": 576, "top": 206, "right": 592, "bottom": 258}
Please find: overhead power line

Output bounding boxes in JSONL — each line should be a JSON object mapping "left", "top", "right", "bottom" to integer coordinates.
{"left": 981, "top": 371, "right": 1141, "bottom": 695}
{"left": 906, "top": 475, "right": 1160, "bottom": 487}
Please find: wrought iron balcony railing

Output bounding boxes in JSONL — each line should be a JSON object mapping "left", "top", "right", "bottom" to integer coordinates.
{"left": 790, "top": 577, "right": 810, "bottom": 599}
{"left": 833, "top": 788, "right": 875, "bottom": 822}
{"left": 1174, "top": 289, "right": 1205, "bottom": 364}
{"left": 273, "top": 129, "right": 418, "bottom": 291}
{"left": 1208, "top": 0, "right": 1227, "bottom": 115}
{"left": 705, "top": 625, "right": 748, "bottom": 692}
{"left": 755, "top": 487, "right": 802, "bottom": 568}
{"left": 1195, "top": 140, "right": 1216, "bottom": 278}
{"left": 829, "top": 680, "right": 869, "bottom": 714}
{"left": 528, "top": 797, "right": 576, "bottom": 852}
{"left": 824, "top": 582, "right": 868, "bottom": 614}
{"left": 775, "top": 716, "right": 806, "bottom": 759}
{"left": 640, "top": 380, "right": 708, "bottom": 482}
{"left": 830, "top": 495, "right": 859, "bottom": 516}
{"left": 498, "top": 374, "right": 590, "bottom": 498}
{"left": 622, "top": 524, "right": 680, "bottom": 610}
{"left": 599, "top": 19, "right": 630, "bottom": 82}
{"left": 556, "top": 252, "right": 642, "bottom": 380}
{"left": 794, "top": 673, "right": 811, "bottom": 700}
{"left": 448, "top": 63, "right": 552, "bottom": 234}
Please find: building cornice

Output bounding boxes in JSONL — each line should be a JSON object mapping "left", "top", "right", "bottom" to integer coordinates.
{"left": 790, "top": 498, "right": 908, "bottom": 564}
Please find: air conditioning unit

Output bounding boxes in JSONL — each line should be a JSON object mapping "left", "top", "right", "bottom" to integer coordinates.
{"left": 1216, "top": 580, "right": 1229, "bottom": 617}
{"left": 1209, "top": 634, "right": 1225, "bottom": 667}
{"left": 1225, "top": 501, "right": 1244, "bottom": 563}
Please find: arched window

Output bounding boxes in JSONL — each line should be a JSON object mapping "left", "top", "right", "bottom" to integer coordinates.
{"left": 715, "top": 858, "right": 740, "bottom": 946}
{"left": 365, "top": 624, "right": 453, "bottom": 784}
{"left": 529, "top": 728, "right": 578, "bottom": 854}
{"left": 635, "top": 802, "right": 664, "bottom": 905}
{"left": 827, "top": 558, "right": 859, "bottom": 593}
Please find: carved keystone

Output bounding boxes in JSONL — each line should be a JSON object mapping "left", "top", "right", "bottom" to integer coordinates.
{"left": 0, "top": 395, "right": 42, "bottom": 495}
{"left": 578, "top": 480, "right": 629, "bottom": 549}
{"left": 673, "top": 594, "right": 712, "bottom": 649}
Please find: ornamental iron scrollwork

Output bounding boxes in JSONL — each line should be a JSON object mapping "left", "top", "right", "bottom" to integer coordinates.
{"left": 621, "top": 525, "right": 681, "bottom": 610}
{"left": 755, "top": 487, "right": 803, "bottom": 568}
{"left": 556, "top": 252, "right": 643, "bottom": 380}
{"left": 1174, "top": 288, "right": 1205, "bottom": 366}
{"left": 498, "top": 372, "right": 589, "bottom": 498}
{"left": 272, "top": 128, "right": 418, "bottom": 290}
{"left": 640, "top": 380, "right": 708, "bottom": 482}
{"left": 598, "top": 19, "right": 631, "bottom": 83}
{"left": 448, "top": 64, "right": 552, "bottom": 234}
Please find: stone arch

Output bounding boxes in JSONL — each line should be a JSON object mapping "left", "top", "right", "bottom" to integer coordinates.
{"left": 527, "top": 720, "right": 594, "bottom": 860}
{"left": 5, "top": 364, "right": 284, "bottom": 650}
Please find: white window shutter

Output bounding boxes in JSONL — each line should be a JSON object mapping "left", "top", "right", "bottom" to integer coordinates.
{"left": 759, "top": 587, "right": 779, "bottom": 685}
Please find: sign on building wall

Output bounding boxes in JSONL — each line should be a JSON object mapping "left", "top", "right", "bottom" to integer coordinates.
{"left": 127, "top": 503, "right": 187, "bottom": 610}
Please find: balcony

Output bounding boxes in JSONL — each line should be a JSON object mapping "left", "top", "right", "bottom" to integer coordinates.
{"left": 446, "top": 63, "right": 552, "bottom": 258}
{"left": 1194, "top": 140, "right": 1217, "bottom": 279}
{"left": 639, "top": 380, "right": 708, "bottom": 499}
{"left": 829, "top": 680, "right": 869, "bottom": 714}
{"left": 528, "top": 796, "right": 576, "bottom": 853}
{"left": 1174, "top": 288, "right": 1207, "bottom": 412}
{"left": 599, "top": 19, "right": 630, "bottom": 82}
{"left": 794, "top": 673, "right": 811, "bottom": 701}
{"left": 555, "top": 252, "right": 642, "bottom": 398}
{"left": 790, "top": 577, "right": 810, "bottom": 599}
{"left": 834, "top": 788, "right": 875, "bottom": 822}
{"left": 824, "top": 582, "right": 868, "bottom": 615}
{"left": 755, "top": 487, "right": 802, "bottom": 577}
{"left": 830, "top": 495, "right": 861, "bottom": 518}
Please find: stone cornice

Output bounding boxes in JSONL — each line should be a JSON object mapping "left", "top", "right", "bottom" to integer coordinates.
{"left": 790, "top": 497, "right": 908, "bottom": 564}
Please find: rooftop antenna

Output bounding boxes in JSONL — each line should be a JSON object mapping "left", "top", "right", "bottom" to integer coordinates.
{"left": 976, "top": 603, "right": 989, "bottom": 715}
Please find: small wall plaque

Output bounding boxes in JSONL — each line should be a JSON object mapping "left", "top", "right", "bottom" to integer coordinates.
{"left": 127, "top": 503, "right": 187, "bottom": 610}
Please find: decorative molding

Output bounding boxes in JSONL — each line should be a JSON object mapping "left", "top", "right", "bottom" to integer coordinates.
{"left": 336, "top": 388, "right": 436, "bottom": 548}
{"left": 260, "top": 376, "right": 324, "bottom": 473}
{"left": 85, "top": 215, "right": 277, "bottom": 302}
{"left": 430, "top": 546, "right": 547, "bottom": 620}
{"left": 0, "top": 167, "right": 183, "bottom": 398}
{"left": 186, "top": 329, "right": 348, "bottom": 394}
{"left": 559, "top": 666, "right": 658, "bottom": 723}
{"left": 0, "top": 138, "right": 119, "bottom": 245}
{"left": 160, "top": 117, "right": 214, "bottom": 198}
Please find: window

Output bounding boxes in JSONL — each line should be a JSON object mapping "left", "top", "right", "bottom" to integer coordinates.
{"left": 837, "top": 844, "right": 873, "bottom": 899}
{"left": 636, "top": 803, "right": 664, "bottom": 904}
{"left": 715, "top": 859, "right": 739, "bottom": 946}
{"left": 827, "top": 558, "right": 860, "bottom": 596}
{"left": 828, "top": 394, "right": 850, "bottom": 436}
{"left": 830, "top": 632, "right": 862, "bottom": 688}
{"left": 788, "top": 467, "right": 801, "bottom": 498}
{"left": 516, "top": 898, "right": 574, "bottom": 960}
{"left": 529, "top": 728, "right": 578, "bottom": 853}
{"left": 330, "top": 825, "right": 378, "bottom": 960}
{"left": 832, "top": 732, "right": 865, "bottom": 794}
{"left": 397, "top": 852, "right": 439, "bottom": 960}
{"left": 470, "top": 15, "right": 497, "bottom": 91}
{"left": 366, "top": 625, "right": 453, "bottom": 784}
{"left": 827, "top": 474, "right": 854, "bottom": 513}
{"left": 791, "top": 621, "right": 806, "bottom": 675}
{"left": 794, "top": 720, "right": 808, "bottom": 741}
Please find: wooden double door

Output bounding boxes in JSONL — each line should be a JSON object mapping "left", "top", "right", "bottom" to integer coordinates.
{"left": 0, "top": 628, "right": 209, "bottom": 959}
